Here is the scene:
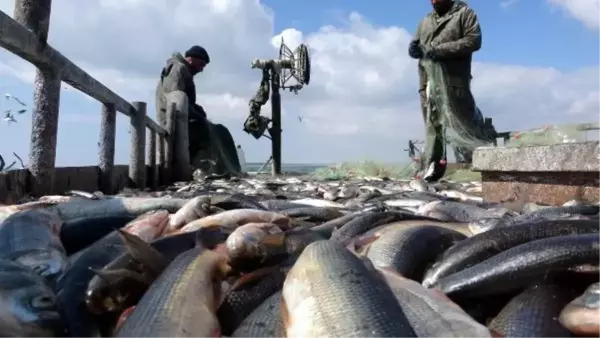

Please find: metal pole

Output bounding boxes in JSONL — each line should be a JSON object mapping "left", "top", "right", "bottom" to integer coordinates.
{"left": 270, "top": 69, "right": 282, "bottom": 175}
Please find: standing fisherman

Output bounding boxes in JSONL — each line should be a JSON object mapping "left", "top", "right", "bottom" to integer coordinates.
{"left": 155, "top": 45, "right": 241, "bottom": 175}
{"left": 409, "top": 0, "right": 496, "bottom": 181}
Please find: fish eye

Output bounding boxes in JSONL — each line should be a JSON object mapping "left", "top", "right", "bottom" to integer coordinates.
{"left": 30, "top": 295, "right": 55, "bottom": 309}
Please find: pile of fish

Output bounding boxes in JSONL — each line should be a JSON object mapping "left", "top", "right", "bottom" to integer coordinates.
{"left": 0, "top": 175, "right": 598, "bottom": 337}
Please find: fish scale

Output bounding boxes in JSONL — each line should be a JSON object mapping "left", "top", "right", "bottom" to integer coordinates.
{"left": 365, "top": 225, "right": 466, "bottom": 282}
{"left": 231, "top": 291, "right": 284, "bottom": 337}
{"left": 423, "top": 219, "right": 600, "bottom": 287}
{"left": 282, "top": 240, "right": 417, "bottom": 337}
{"left": 116, "top": 248, "right": 221, "bottom": 337}
{"left": 436, "top": 233, "right": 600, "bottom": 298}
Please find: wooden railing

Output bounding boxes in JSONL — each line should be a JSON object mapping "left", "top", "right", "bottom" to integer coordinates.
{"left": 0, "top": 0, "right": 174, "bottom": 197}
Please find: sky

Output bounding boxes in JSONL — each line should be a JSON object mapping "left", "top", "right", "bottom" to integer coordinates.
{"left": 0, "top": 0, "right": 598, "bottom": 166}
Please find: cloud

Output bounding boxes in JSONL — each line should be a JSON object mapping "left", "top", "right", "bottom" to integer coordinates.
{"left": 0, "top": 0, "right": 598, "bottom": 165}
{"left": 500, "top": 0, "right": 520, "bottom": 9}
{"left": 548, "top": 0, "right": 600, "bottom": 30}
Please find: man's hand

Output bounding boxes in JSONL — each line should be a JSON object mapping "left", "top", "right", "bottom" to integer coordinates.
{"left": 422, "top": 46, "right": 440, "bottom": 61}
{"left": 408, "top": 40, "right": 423, "bottom": 59}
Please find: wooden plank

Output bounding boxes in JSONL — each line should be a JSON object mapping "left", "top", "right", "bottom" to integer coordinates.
{"left": 0, "top": 10, "right": 166, "bottom": 136}
{"left": 0, "top": 165, "right": 157, "bottom": 203}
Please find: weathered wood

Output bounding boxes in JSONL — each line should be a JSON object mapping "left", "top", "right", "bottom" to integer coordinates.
{"left": 0, "top": 169, "right": 28, "bottom": 204}
{"left": 148, "top": 130, "right": 158, "bottom": 189}
{"left": 14, "top": 0, "right": 60, "bottom": 197}
{"left": 0, "top": 10, "right": 166, "bottom": 136}
{"left": 129, "top": 102, "right": 146, "bottom": 189}
{"left": 165, "top": 92, "right": 191, "bottom": 181}
{"left": 99, "top": 102, "right": 116, "bottom": 194}
{"left": 0, "top": 165, "right": 152, "bottom": 204}
{"left": 164, "top": 102, "right": 176, "bottom": 184}
{"left": 158, "top": 134, "right": 166, "bottom": 186}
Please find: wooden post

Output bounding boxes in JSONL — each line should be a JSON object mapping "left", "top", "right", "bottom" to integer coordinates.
{"left": 98, "top": 102, "right": 116, "bottom": 193}
{"left": 14, "top": 0, "right": 61, "bottom": 196}
{"left": 158, "top": 134, "right": 166, "bottom": 186}
{"left": 129, "top": 101, "right": 146, "bottom": 189}
{"left": 270, "top": 69, "right": 282, "bottom": 175}
{"left": 148, "top": 130, "right": 158, "bottom": 189}
{"left": 164, "top": 102, "right": 176, "bottom": 184}
{"left": 165, "top": 92, "right": 191, "bottom": 181}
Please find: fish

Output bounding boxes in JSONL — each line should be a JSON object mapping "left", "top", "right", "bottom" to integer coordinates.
{"left": 423, "top": 219, "right": 600, "bottom": 287}
{"left": 308, "top": 212, "right": 362, "bottom": 238}
{"left": 214, "top": 193, "right": 268, "bottom": 211}
{"left": 59, "top": 215, "right": 137, "bottom": 255}
{"left": 115, "top": 247, "right": 231, "bottom": 337}
{"left": 45, "top": 197, "right": 189, "bottom": 221}
{"left": 55, "top": 231, "right": 129, "bottom": 337}
{"left": 178, "top": 209, "right": 291, "bottom": 233}
{"left": 288, "top": 198, "right": 345, "bottom": 208}
{"left": 166, "top": 196, "right": 210, "bottom": 232}
{"left": 57, "top": 214, "right": 168, "bottom": 337}
{"left": 365, "top": 225, "right": 466, "bottom": 282}
{"left": 434, "top": 233, "right": 600, "bottom": 299}
{"left": 0, "top": 259, "right": 64, "bottom": 337}
{"left": 85, "top": 227, "right": 228, "bottom": 315}
{"left": 120, "top": 209, "right": 170, "bottom": 242}
{"left": 225, "top": 223, "right": 282, "bottom": 266}
{"left": 559, "top": 282, "right": 600, "bottom": 337}
{"left": 331, "top": 211, "right": 432, "bottom": 245}
{"left": 488, "top": 284, "right": 577, "bottom": 337}
{"left": 471, "top": 205, "right": 600, "bottom": 232}
{"left": 281, "top": 240, "right": 417, "bottom": 337}
{"left": 230, "top": 291, "right": 284, "bottom": 337}
{"left": 280, "top": 206, "right": 345, "bottom": 222}
{"left": 0, "top": 209, "right": 68, "bottom": 283}
{"left": 217, "top": 265, "right": 288, "bottom": 335}
{"left": 227, "top": 224, "right": 323, "bottom": 270}
{"left": 378, "top": 267, "right": 491, "bottom": 337}
{"left": 418, "top": 200, "right": 508, "bottom": 222}
{"left": 0, "top": 201, "right": 58, "bottom": 224}
{"left": 260, "top": 199, "right": 310, "bottom": 211}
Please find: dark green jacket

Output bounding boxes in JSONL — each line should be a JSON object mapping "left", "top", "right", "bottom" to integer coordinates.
{"left": 155, "top": 53, "right": 204, "bottom": 120}
{"left": 411, "top": 0, "right": 482, "bottom": 90}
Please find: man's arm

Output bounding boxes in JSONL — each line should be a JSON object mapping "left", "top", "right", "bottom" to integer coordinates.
{"left": 433, "top": 8, "right": 482, "bottom": 58}
{"left": 161, "top": 63, "right": 188, "bottom": 94}
{"left": 408, "top": 21, "right": 424, "bottom": 59}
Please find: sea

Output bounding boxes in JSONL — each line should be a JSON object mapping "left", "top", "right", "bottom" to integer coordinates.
{"left": 244, "top": 162, "right": 327, "bottom": 174}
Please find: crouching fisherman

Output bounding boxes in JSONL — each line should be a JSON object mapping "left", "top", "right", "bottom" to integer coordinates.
{"left": 155, "top": 45, "right": 242, "bottom": 176}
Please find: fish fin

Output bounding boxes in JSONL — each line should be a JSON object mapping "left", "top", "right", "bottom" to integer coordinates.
{"left": 194, "top": 225, "right": 231, "bottom": 249}
{"left": 280, "top": 292, "right": 291, "bottom": 335}
{"left": 228, "top": 265, "right": 278, "bottom": 291}
{"left": 117, "top": 229, "right": 168, "bottom": 274}
{"left": 289, "top": 218, "right": 314, "bottom": 229}
{"left": 113, "top": 305, "right": 136, "bottom": 336}
{"left": 89, "top": 267, "right": 148, "bottom": 285}
{"left": 351, "top": 234, "right": 381, "bottom": 252}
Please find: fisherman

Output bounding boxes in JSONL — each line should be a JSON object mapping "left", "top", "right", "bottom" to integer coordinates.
{"left": 155, "top": 45, "right": 241, "bottom": 175}
{"left": 409, "top": 0, "right": 496, "bottom": 181}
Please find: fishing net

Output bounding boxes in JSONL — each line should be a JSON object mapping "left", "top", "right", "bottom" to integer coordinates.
{"left": 502, "top": 123, "right": 597, "bottom": 147}
{"left": 422, "top": 59, "right": 495, "bottom": 157}
{"left": 190, "top": 119, "right": 241, "bottom": 176}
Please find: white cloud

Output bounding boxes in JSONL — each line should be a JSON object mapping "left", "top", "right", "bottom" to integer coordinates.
{"left": 0, "top": 0, "right": 598, "bottom": 165}
{"left": 548, "top": 0, "right": 600, "bottom": 30}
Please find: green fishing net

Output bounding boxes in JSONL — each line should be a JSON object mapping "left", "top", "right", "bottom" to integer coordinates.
{"left": 422, "top": 59, "right": 494, "bottom": 155}
{"left": 502, "top": 123, "right": 596, "bottom": 147}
